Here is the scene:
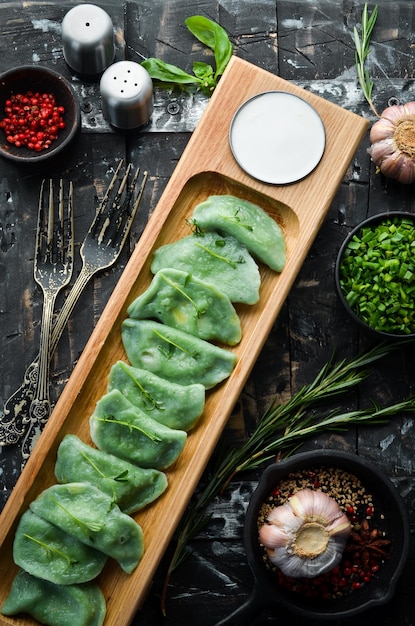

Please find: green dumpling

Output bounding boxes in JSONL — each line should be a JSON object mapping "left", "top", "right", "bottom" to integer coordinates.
{"left": 121, "top": 319, "right": 237, "bottom": 389}
{"left": 127, "top": 268, "right": 242, "bottom": 345}
{"left": 1, "top": 570, "right": 106, "bottom": 626}
{"left": 90, "top": 389, "right": 187, "bottom": 470}
{"left": 151, "top": 230, "right": 260, "bottom": 304}
{"left": 55, "top": 435, "right": 168, "bottom": 514}
{"left": 13, "top": 510, "right": 107, "bottom": 585}
{"left": 191, "top": 195, "right": 286, "bottom": 272}
{"left": 30, "top": 483, "right": 144, "bottom": 574}
{"left": 107, "top": 361, "right": 205, "bottom": 431}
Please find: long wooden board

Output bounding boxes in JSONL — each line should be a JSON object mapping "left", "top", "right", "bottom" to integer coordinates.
{"left": 0, "top": 57, "right": 369, "bottom": 626}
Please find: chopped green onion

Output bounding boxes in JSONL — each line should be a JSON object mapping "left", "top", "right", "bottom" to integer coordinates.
{"left": 339, "top": 216, "right": 415, "bottom": 335}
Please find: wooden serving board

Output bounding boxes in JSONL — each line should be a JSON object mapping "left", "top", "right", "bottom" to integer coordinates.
{"left": 0, "top": 57, "right": 369, "bottom": 626}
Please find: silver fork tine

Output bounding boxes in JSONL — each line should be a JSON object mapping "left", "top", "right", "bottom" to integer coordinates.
{"left": 93, "top": 162, "right": 131, "bottom": 244}
{"left": 0, "top": 162, "right": 147, "bottom": 451}
{"left": 21, "top": 179, "right": 74, "bottom": 460}
{"left": 101, "top": 165, "right": 147, "bottom": 252}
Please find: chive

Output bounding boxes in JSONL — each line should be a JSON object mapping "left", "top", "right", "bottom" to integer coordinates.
{"left": 339, "top": 216, "right": 415, "bottom": 334}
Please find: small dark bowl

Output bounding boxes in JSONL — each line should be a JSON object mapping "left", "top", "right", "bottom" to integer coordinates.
{"left": 335, "top": 212, "right": 415, "bottom": 340}
{"left": 0, "top": 65, "right": 80, "bottom": 164}
{"left": 218, "top": 450, "right": 409, "bottom": 624}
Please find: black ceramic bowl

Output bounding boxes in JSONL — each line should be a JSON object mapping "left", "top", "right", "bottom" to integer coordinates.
{"left": 335, "top": 212, "right": 415, "bottom": 340}
{"left": 0, "top": 65, "right": 80, "bottom": 164}
{"left": 218, "top": 450, "right": 409, "bottom": 624}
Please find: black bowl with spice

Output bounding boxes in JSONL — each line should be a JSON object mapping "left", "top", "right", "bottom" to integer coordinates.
{"left": 0, "top": 65, "right": 80, "bottom": 164}
{"left": 335, "top": 212, "right": 415, "bottom": 339}
{"left": 218, "top": 450, "right": 409, "bottom": 624}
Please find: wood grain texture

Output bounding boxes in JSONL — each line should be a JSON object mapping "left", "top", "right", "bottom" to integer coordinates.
{"left": 0, "top": 56, "right": 368, "bottom": 626}
{"left": 1, "top": 1, "right": 415, "bottom": 625}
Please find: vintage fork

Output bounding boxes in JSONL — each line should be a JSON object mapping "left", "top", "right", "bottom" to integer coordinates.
{"left": 1, "top": 161, "right": 148, "bottom": 451}
{"left": 20, "top": 179, "right": 74, "bottom": 458}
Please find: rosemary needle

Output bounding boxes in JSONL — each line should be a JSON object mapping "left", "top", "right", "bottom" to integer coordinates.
{"left": 160, "top": 341, "right": 415, "bottom": 613}
{"left": 353, "top": 3, "right": 379, "bottom": 117}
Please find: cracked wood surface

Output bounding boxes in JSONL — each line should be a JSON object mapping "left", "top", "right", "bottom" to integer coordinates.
{"left": 0, "top": 1, "right": 414, "bottom": 625}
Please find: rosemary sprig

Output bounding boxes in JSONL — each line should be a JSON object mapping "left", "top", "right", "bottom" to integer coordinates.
{"left": 23, "top": 533, "right": 77, "bottom": 566}
{"left": 353, "top": 3, "right": 379, "bottom": 117}
{"left": 120, "top": 361, "right": 165, "bottom": 411}
{"left": 160, "top": 272, "right": 206, "bottom": 318}
{"left": 194, "top": 241, "right": 240, "bottom": 268}
{"left": 160, "top": 341, "right": 414, "bottom": 613}
{"left": 93, "top": 415, "right": 162, "bottom": 442}
{"left": 152, "top": 328, "right": 199, "bottom": 359}
{"left": 49, "top": 496, "right": 104, "bottom": 534}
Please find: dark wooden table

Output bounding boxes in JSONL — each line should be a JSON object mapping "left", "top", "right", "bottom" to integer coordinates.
{"left": 0, "top": 1, "right": 415, "bottom": 625}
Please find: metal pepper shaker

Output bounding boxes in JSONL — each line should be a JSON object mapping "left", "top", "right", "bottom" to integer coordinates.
{"left": 100, "top": 61, "right": 153, "bottom": 130}
{"left": 62, "top": 4, "right": 115, "bottom": 76}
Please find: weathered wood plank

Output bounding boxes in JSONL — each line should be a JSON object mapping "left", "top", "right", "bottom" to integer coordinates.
{"left": 0, "top": 2, "right": 414, "bottom": 625}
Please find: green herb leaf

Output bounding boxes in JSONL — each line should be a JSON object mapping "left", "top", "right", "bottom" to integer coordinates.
{"left": 152, "top": 328, "right": 199, "bottom": 359}
{"left": 185, "top": 15, "right": 233, "bottom": 78}
{"left": 192, "top": 62, "right": 216, "bottom": 95}
{"left": 49, "top": 496, "right": 104, "bottom": 534}
{"left": 141, "top": 58, "right": 200, "bottom": 85}
{"left": 141, "top": 15, "right": 233, "bottom": 97}
{"left": 120, "top": 361, "right": 165, "bottom": 411}
{"left": 114, "top": 469, "right": 130, "bottom": 483}
{"left": 23, "top": 533, "right": 77, "bottom": 566}
{"left": 192, "top": 61, "right": 214, "bottom": 80}
{"left": 353, "top": 3, "right": 379, "bottom": 116}
{"left": 94, "top": 415, "right": 162, "bottom": 443}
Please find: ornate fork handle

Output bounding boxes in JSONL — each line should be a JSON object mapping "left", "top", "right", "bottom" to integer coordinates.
{"left": 0, "top": 163, "right": 147, "bottom": 449}
{"left": 0, "top": 266, "right": 92, "bottom": 445}
{"left": 21, "top": 302, "right": 55, "bottom": 461}
{"left": 19, "top": 180, "right": 74, "bottom": 460}
{"left": 0, "top": 361, "right": 39, "bottom": 445}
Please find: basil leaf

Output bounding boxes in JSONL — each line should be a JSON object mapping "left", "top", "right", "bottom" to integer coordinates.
{"left": 141, "top": 58, "right": 200, "bottom": 85}
{"left": 192, "top": 62, "right": 214, "bottom": 80}
{"left": 193, "top": 62, "right": 216, "bottom": 95}
{"left": 185, "top": 16, "right": 232, "bottom": 78}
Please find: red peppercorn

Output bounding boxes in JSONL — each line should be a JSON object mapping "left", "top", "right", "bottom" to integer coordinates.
{"left": 0, "top": 90, "right": 65, "bottom": 152}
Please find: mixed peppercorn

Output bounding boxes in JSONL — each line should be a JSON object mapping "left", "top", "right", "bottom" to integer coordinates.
{"left": 258, "top": 466, "right": 391, "bottom": 600}
{"left": 0, "top": 90, "right": 65, "bottom": 152}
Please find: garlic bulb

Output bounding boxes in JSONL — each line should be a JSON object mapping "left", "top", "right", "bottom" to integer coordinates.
{"left": 368, "top": 102, "right": 415, "bottom": 184}
{"left": 259, "top": 489, "right": 351, "bottom": 579}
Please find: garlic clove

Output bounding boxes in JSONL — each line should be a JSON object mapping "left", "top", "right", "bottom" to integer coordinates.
{"left": 259, "top": 523, "right": 290, "bottom": 549}
{"left": 369, "top": 118, "right": 395, "bottom": 143}
{"left": 402, "top": 101, "right": 415, "bottom": 118}
{"left": 367, "top": 137, "right": 395, "bottom": 161}
{"left": 378, "top": 104, "right": 407, "bottom": 125}
{"left": 288, "top": 488, "right": 313, "bottom": 516}
{"left": 266, "top": 501, "right": 302, "bottom": 532}
{"left": 289, "top": 488, "right": 344, "bottom": 525}
{"left": 326, "top": 514, "right": 354, "bottom": 538}
{"left": 379, "top": 150, "right": 415, "bottom": 184}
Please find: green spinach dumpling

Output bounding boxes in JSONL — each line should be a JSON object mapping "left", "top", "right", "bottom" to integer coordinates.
{"left": 13, "top": 510, "right": 107, "bottom": 585}
{"left": 30, "top": 483, "right": 144, "bottom": 574}
{"left": 90, "top": 389, "right": 187, "bottom": 469}
{"left": 108, "top": 361, "right": 205, "bottom": 431}
{"left": 55, "top": 435, "right": 168, "bottom": 514}
{"left": 1, "top": 570, "right": 106, "bottom": 626}
{"left": 191, "top": 195, "right": 286, "bottom": 272}
{"left": 122, "top": 319, "right": 237, "bottom": 389}
{"left": 151, "top": 230, "right": 260, "bottom": 304}
{"left": 127, "top": 268, "right": 242, "bottom": 345}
